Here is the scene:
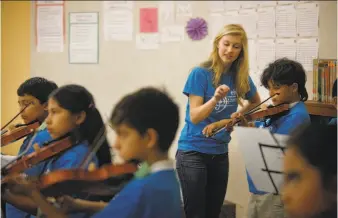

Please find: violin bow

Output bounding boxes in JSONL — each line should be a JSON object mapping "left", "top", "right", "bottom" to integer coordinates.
{"left": 207, "top": 93, "right": 280, "bottom": 137}
{"left": 79, "top": 124, "right": 108, "bottom": 169}
{"left": 1, "top": 103, "right": 32, "bottom": 131}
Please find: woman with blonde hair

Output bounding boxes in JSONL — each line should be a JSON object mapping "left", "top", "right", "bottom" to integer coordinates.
{"left": 176, "top": 24, "right": 261, "bottom": 218}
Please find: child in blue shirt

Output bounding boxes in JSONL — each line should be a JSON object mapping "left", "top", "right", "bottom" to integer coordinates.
{"left": 3, "top": 84, "right": 112, "bottom": 218}
{"left": 235, "top": 58, "right": 311, "bottom": 218}
{"left": 2, "top": 77, "right": 58, "bottom": 218}
{"left": 5, "top": 87, "right": 182, "bottom": 218}
{"left": 282, "top": 124, "right": 337, "bottom": 218}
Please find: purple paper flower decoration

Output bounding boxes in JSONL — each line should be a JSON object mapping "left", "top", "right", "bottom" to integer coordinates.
{"left": 186, "top": 17, "right": 208, "bottom": 41}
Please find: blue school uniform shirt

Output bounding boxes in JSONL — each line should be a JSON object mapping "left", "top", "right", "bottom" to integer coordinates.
{"left": 6, "top": 126, "right": 52, "bottom": 218}
{"left": 247, "top": 101, "right": 311, "bottom": 195}
{"left": 92, "top": 160, "right": 182, "bottom": 218}
{"left": 178, "top": 66, "right": 257, "bottom": 154}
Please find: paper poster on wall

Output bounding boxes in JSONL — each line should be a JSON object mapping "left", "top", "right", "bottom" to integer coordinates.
{"left": 159, "top": 1, "right": 175, "bottom": 24}
{"left": 140, "top": 8, "right": 158, "bottom": 33}
{"left": 224, "top": 1, "right": 241, "bottom": 11}
{"left": 276, "top": 39, "right": 297, "bottom": 60}
{"left": 136, "top": 33, "right": 160, "bottom": 50}
{"left": 257, "top": 7, "right": 275, "bottom": 38}
{"left": 69, "top": 12, "right": 99, "bottom": 64}
{"left": 248, "top": 39, "right": 257, "bottom": 72}
{"left": 296, "top": 38, "right": 318, "bottom": 71}
{"left": 241, "top": 1, "right": 259, "bottom": 9}
{"left": 297, "top": 3, "right": 319, "bottom": 37}
{"left": 257, "top": 39, "right": 276, "bottom": 70}
{"left": 259, "top": 1, "right": 277, "bottom": 7}
{"left": 103, "top": 5, "right": 133, "bottom": 41}
{"left": 161, "top": 25, "right": 184, "bottom": 42}
{"left": 176, "top": 1, "right": 192, "bottom": 17}
{"left": 36, "top": 3, "right": 64, "bottom": 52}
{"left": 238, "top": 9, "right": 257, "bottom": 39}
{"left": 36, "top": 1, "right": 64, "bottom": 5}
{"left": 276, "top": 5, "right": 297, "bottom": 37}
{"left": 209, "top": 1, "right": 225, "bottom": 13}
{"left": 103, "top": 1, "right": 133, "bottom": 10}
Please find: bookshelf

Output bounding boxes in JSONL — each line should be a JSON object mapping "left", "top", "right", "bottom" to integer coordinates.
{"left": 305, "top": 100, "right": 336, "bottom": 117}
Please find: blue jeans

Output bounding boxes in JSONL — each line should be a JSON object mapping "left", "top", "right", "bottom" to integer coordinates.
{"left": 176, "top": 150, "right": 229, "bottom": 218}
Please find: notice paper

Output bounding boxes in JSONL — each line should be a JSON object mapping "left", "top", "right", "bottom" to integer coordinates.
{"left": 296, "top": 38, "right": 318, "bottom": 71}
{"left": 276, "top": 39, "right": 296, "bottom": 60}
{"left": 136, "top": 33, "right": 160, "bottom": 50}
{"left": 103, "top": 1, "right": 133, "bottom": 41}
{"left": 69, "top": 12, "right": 99, "bottom": 64}
{"left": 159, "top": 1, "right": 175, "bottom": 24}
{"left": 140, "top": 8, "right": 158, "bottom": 33}
{"left": 176, "top": 1, "right": 192, "bottom": 17}
{"left": 257, "top": 7, "right": 275, "bottom": 38}
{"left": 161, "top": 25, "right": 184, "bottom": 42}
{"left": 297, "top": 3, "right": 319, "bottom": 37}
{"left": 36, "top": 4, "right": 64, "bottom": 52}
{"left": 257, "top": 39, "right": 275, "bottom": 70}
{"left": 276, "top": 5, "right": 297, "bottom": 37}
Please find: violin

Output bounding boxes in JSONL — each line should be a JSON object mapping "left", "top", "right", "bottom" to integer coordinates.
{"left": 209, "top": 103, "right": 290, "bottom": 137}
{"left": 1, "top": 121, "right": 40, "bottom": 147}
{"left": 1, "top": 135, "right": 77, "bottom": 177}
{"left": 33, "top": 162, "right": 139, "bottom": 197}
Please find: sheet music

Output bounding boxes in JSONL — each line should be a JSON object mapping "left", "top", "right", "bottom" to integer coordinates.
{"left": 296, "top": 38, "right": 318, "bottom": 71}
{"left": 233, "top": 126, "right": 288, "bottom": 193}
{"left": 276, "top": 5, "right": 297, "bottom": 37}
{"left": 276, "top": 39, "right": 297, "bottom": 60}
{"left": 238, "top": 9, "right": 257, "bottom": 39}
{"left": 257, "top": 7, "right": 276, "bottom": 38}
{"left": 257, "top": 39, "right": 275, "bottom": 70}
{"left": 297, "top": 3, "right": 319, "bottom": 37}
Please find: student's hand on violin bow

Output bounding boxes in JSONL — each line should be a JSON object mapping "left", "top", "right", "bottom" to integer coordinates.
{"left": 5, "top": 173, "right": 37, "bottom": 196}
{"left": 56, "top": 195, "right": 82, "bottom": 214}
{"left": 202, "top": 122, "right": 220, "bottom": 137}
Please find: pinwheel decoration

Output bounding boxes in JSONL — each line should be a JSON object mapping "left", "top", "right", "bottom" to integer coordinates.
{"left": 185, "top": 17, "right": 208, "bottom": 41}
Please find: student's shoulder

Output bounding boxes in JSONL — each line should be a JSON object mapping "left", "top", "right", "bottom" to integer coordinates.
{"left": 288, "top": 102, "right": 310, "bottom": 120}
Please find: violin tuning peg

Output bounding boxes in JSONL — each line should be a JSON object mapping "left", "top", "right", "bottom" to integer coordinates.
{"left": 33, "top": 143, "right": 40, "bottom": 152}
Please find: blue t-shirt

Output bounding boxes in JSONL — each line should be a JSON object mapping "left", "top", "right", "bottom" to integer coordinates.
{"left": 6, "top": 128, "right": 52, "bottom": 218}
{"left": 92, "top": 170, "right": 182, "bottom": 218}
{"left": 178, "top": 66, "right": 257, "bottom": 154}
{"left": 6, "top": 139, "right": 97, "bottom": 218}
{"left": 247, "top": 101, "right": 311, "bottom": 194}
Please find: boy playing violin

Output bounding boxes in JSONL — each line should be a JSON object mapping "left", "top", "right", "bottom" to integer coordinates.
{"left": 5, "top": 87, "right": 182, "bottom": 218}
{"left": 238, "top": 58, "right": 311, "bottom": 218}
{"left": 2, "top": 77, "right": 58, "bottom": 218}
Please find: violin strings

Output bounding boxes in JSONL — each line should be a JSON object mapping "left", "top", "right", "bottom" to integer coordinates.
{"left": 206, "top": 93, "right": 280, "bottom": 138}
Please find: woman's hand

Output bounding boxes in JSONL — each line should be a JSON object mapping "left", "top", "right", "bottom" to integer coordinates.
{"left": 202, "top": 122, "right": 220, "bottom": 137}
{"left": 5, "top": 173, "right": 37, "bottom": 196}
{"left": 213, "top": 85, "right": 230, "bottom": 102}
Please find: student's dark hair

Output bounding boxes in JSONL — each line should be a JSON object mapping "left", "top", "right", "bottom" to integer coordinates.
{"left": 287, "top": 124, "right": 337, "bottom": 189}
{"left": 110, "top": 87, "right": 180, "bottom": 152}
{"left": 261, "top": 58, "right": 308, "bottom": 101}
{"left": 17, "top": 77, "right": 58, "bottom": 104}
{"left": 49, "top": 84, "right": 111, "bottom": 166}
{"left": 332, "top": 79, "right": 337, "bottom": 97}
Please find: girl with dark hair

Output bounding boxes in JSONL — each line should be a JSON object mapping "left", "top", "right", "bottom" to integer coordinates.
{"left": 282, "top": 124, "right": 337, "bottom": 218}
{"left": 3, "top": 84, "right": 112, "bottom": 217}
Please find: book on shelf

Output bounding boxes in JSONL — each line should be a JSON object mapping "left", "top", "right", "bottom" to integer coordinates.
{"left": 313, "top": 59, "right": 337, "bottom": 103}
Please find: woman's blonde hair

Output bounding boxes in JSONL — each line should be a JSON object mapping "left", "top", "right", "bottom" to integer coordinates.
{"left": 200, "top": 24, "right": 250, "bottom": 104}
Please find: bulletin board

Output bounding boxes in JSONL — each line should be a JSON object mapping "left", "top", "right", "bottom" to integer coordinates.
{"left": 30, "top": 1, "right": 337, "bottom": 158}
